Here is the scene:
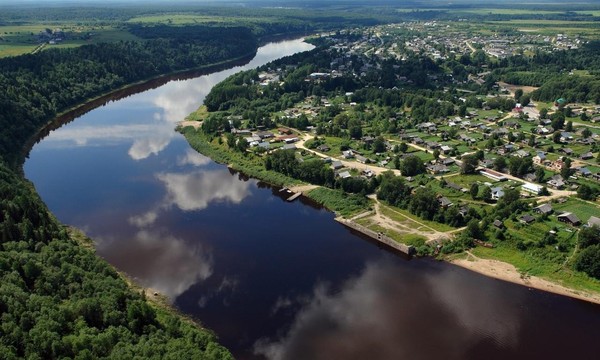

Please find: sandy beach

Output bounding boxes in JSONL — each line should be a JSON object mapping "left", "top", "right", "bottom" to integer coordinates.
{"left": 450, "top": 252, "right": 600, "bottom": 305}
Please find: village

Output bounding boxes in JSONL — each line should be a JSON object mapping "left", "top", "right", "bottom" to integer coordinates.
{"left": 186, "top": 20, "right": 600, "bottom": 294}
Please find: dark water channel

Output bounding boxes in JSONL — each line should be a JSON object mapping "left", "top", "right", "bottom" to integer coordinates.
{"left": 24, "top": 39, "right": 600, "bottom": 360}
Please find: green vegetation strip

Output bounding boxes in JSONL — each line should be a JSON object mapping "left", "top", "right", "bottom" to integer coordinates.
{"left": 305, "top": 187, "right": 372, "bottom": 218}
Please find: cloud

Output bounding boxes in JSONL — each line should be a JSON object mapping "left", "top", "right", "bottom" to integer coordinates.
{"left": 96, "top": 229, "right": 213, "bottom": 299}
{"left": 128, "top": 210, "right": 159, "bottom": 227}
{"left": 177, "top": 149, "right": 211, "bottom": 167}
{"left": 128, "top": 134, "right": 173, "bottom": 160}
{"left": 157, "top": 170, "right": 251, "bottom": 211}
{"left": 254, "top": 259, "right": 522, "bottom": 360}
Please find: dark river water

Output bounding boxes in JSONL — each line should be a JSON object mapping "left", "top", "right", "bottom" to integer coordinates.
{"left": 24, "top": 39, "right": 600, "bottom": 360}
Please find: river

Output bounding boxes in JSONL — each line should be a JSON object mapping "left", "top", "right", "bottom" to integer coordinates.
{"left": 24, "top": 38, "right": 600, "bottom": 360}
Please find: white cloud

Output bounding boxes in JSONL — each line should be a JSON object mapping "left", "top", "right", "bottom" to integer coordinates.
{"left": 254, "top": 259, "right": 522, "bottom": 360}
{"left": 96, "top": 229, "right": 213, "bottom": 299}
{"left": 177, "top": 149, "right": 211, "bottom": 167}
{"left": 157, "top": 170, "right": 251, "bottom": 211}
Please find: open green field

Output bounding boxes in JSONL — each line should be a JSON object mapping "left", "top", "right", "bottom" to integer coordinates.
{"left": 553, "top": 198, "right": 600, "bottom": 223}
{"left": 0, "top": 24, "right": 139, "bottom": 57}
{"left": 127, "top": 14, "right": 238, "bottom": 25}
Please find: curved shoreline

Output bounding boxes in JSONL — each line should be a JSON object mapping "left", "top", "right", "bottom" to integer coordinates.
{"left": 21, "top": 50, "right": 258, "bottom": 167}
{"left": 180, "top": 132, "right": 600, "bottom": 306}
{"left": 450, "top": 254, "right": 600, "bottom": 305}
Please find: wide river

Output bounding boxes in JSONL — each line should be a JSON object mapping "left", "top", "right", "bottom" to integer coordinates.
{"left": 25, "top": 39, "right": 600, "bottom": 360}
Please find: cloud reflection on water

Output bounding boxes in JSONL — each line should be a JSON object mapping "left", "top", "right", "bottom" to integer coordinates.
{"left": 254, "top": 259, "right": 521, "bottom": 360}
{"left": 96, "top": 229, "right": 213, "bottom": 299}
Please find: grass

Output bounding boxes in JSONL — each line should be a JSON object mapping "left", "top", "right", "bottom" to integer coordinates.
{"left": 365, "top": 223, "right": 427, "bottom": 247}
{"left": 305, "top": 187, "right": 371, "bottom": 218}
{"left": 379, "top": 203, "right": 455, "bottom": 232}
{"left": 553, "top": 198, "right": 600, "bottom": 222}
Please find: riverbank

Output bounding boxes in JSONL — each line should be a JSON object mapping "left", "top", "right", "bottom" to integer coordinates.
{"left": 22, "top": 50, "right": 258, "bottom": 167}
{"left": 180, "top": 126, "right": 600, "bottom": 305}
{"left": 450, "top": 251, "right": 600, "bottom": 305}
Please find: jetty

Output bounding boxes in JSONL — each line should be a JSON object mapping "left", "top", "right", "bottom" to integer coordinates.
{"left": 335, "top": 217, "right": 415, "bottom": 256}
{"left": 286, "top": 192, "right": 302, "bottom": 202}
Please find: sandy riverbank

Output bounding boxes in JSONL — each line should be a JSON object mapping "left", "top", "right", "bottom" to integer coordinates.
{"left": 450, "top": 252, "right": 600, "bottom": 305}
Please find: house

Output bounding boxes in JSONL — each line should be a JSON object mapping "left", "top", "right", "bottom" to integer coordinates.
{"left": 256, "top": 131, "right": 275, "bottom": 140}
{"left": 560, "top": 147, "right": 574, "bottom": 156}
{"left": 581, "top": 151, "right": 594, "bottom": 160}
{"left": 282, "top": 144, "right": 297, "bottom": 151}
{"left": 331, "top": 161, "right": 344, "bottom": 170}
{"left": 438, "top": 196, "right": 453, "bottom": 208}
{"left": 426, "top": 141, "right": 440, "bottom": 150}
{"left": 446, "top": 181, "right": 465, "bottom": 192}
{"left": 317, "top": 144, "right": 331, "bottom": 152}
{"left": 493, "top": 220, "right": 504, "bottom": 229}
{"left": 412, "top": 137, "right": 424, "bottom": 145}
{"left": 522, "top": 183, "right": 543, "bottom": 195}
{"left": 557, "top": 212, "right": 581, "bottom": 226}
{"left": 560, "top": 132, "right": 573, "bottom": 142}
{"left": 480, "top": 169, "right": 508, "bottom": 182}
{"left": 549, "top": 159, "right": 565, "bottom": 172}
{"left": 277, "top": 127, "right": 292, "bottom": 135}
{"left": 523, "top": 173, "right": 537, "bottom": 182}
{"left": 355, "top": 155, "right": 369, "bottom": 164}
{"left": 427, "top": 164, "right": 449, "bottom": 174}
{"left": 547, "top": 178, "right": 565, "bottom": 189}
{"left": 440, "top": 145, "right": 453, "bottom": 154}
{"left": 588, "top": 216, "right": 600, "bottom": 227}
{"left": 533, "top": 154, "right": 546, "bottom": 165}
{"left": 519, "top": 214, "right": 536, "bottom": 225}
{"left": 577, "top": 167, "right": 592, "bottom": 177}
{"left": 337, "top": 170, "right": 352, "bottom": 179}
{"left": 534, "top": 203, "right": 553, "bottom": 215}
{"left": 491, "top": 187, "right": 505, "bottom": 200}
{"left": 514, "top": 149, "right": 530, "bottom": 158}
{"left": 258, "top": 142, "right": 270, "bottom": 150}
{"left": 342, "top": 150, "right": 354, "bottom": 159}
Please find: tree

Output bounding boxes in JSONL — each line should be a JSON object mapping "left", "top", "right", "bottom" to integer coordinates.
{"left": 578, "top": 225, "right": 600, "bottom": 248}
{"left": 398, "top": 142, "right": 408, "bottom": 153}
{"left": 561, "top": 159, "right": 572, "bottom": 180}
{"left": 535, "top": 166, "right": 546, "bottom": 183}
{"left": 373, "top": 136, "right": 386, "bottom": 153}
{"left": 577, "top": 184, "right": 596, "bottom": 201}
{"left": 514, "top": 88, "right": 524, "bottom": 101}
{"left": 482, "top": 186, "right": 492, "bottom": 202}
{"left": 432, "top": 149, "right": 440, "bottom": 160}
{"left": 582, "top": 127, "right": 592, "bottom": 138}
{"left": 565, "top": 120, "right": 573, "bottom": 132}
{"left": 460, "top": 155, "right": 478, "bottom": 174}
{"left": 470, "top": 183, "right": 479, "bottom": 199}
{"left": 408, "top": 187, "right": 439, "bottom": 220}
{"left": 236, "top": 137, "right": 249, "bottom": 153}
{"left": 553, "top": 131, "right": 562, "bottom": 144}
{"left": 399, "top": 155, "right": 425, "bottom": 176}
{"left": 528, "top": 134, "right": 536, "bottom": 147}
{"left": 465, "top": 219, "right": 483, "bottom": 240}
{"left": 574, "top": 245, "right": 600, "bottom": 279}
{"left": 540, "top": 108, "right": 548, "bottom": 119}
{"left": 493, "top": 156, "right": 507, "bottom": 171}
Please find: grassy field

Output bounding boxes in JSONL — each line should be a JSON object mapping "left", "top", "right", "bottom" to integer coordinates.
{"left": 554, "top": 198, "right": 600, "bottom": 223}
{"left": 0, "top": 24, "right": 139, "bottom": 57}
{"left": 379, "top": 203, "right": 456, "bottom": 232}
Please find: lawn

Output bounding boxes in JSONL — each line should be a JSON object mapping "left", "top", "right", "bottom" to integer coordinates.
{"left": 379, "top": 203, "right": 455, "bottom": 232}
{"left": 553, "top": 198, "right": 600, "bottom": 223}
